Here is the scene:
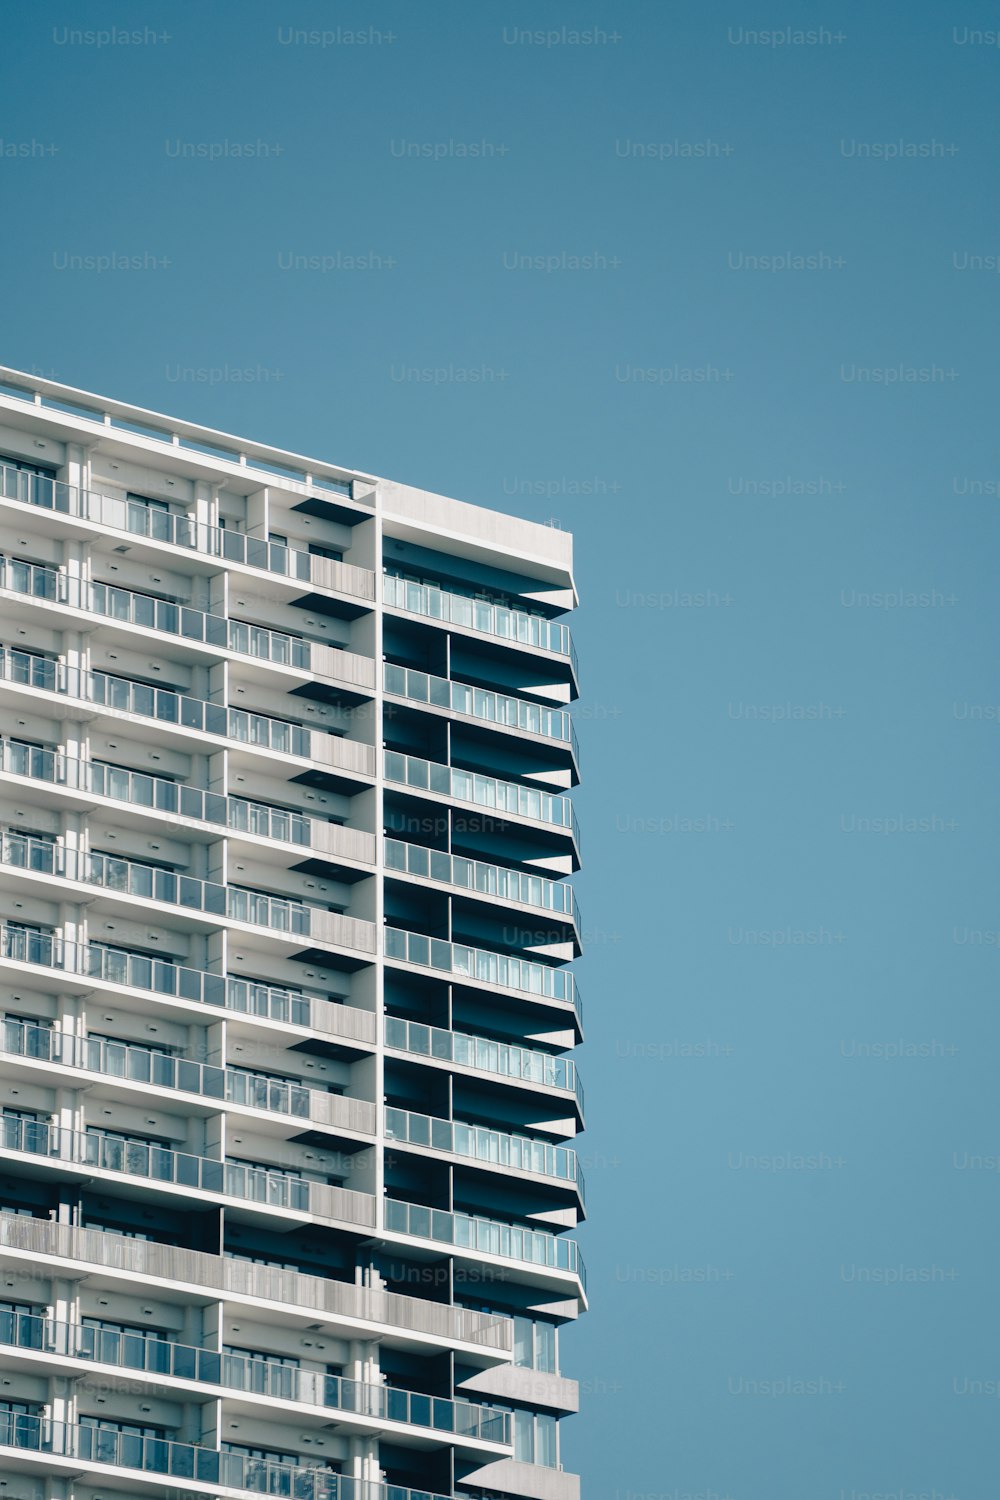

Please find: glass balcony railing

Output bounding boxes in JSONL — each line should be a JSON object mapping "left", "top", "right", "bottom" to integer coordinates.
{"left": 0, "top": 920, "right": 299, "bottom": 1018}
{"left": 0, "top": 736, "right": 376, "bottom": 862}
{"left": 0, "top": 1215, "right": 512, "bottom": 1353}
{"left": 383, "top": 1016, "right": 583, "bottom": 1112}
{"left": 0, "top": 459, "right": 376, "bottom": 602}
{"left": 383, "top": 571, "right": 577, "bottom": 678}
{"left": 0, "top": 834, "right": 373, "bottom": 950}
{"left": 0, "top": 648, "right": 324, "bottom": 755}
{"left": 222, "top": 1352, "right": 508, "bottom": 1442}
{"left": 0, "top": 919, "right": 372, "bottom": 1042}
{"left": 0, "top": 1310, "right": 510, "bottom": 1445}
{"left": 384, "top": 837, "right": 577, "bottom": 923}
{"left": 384, "top": 750, "right": 579, "bottom": 843}
{"left": 385, "top": 1105, "right": 583, "bottom": 1198}
{"left": 0, "top": 1413, "right": 452, "bottom": 1498}
{"left": 0, "top": 1115, "right": 371, "bottom": 1223}
{"left": 385, "top": 1198, "right": 586, "bottom": 1290}
{"left": 384, "top": 926, "right": 580, "bottom": 1016}
{"left": 0, "top": 1017, "right": 326, "bottom": 1124}
{"left": 1, "top": 558, "right": 307, "bottom": 662}
{"left": 384, "top": 662, "right": 577, "bottom": 757}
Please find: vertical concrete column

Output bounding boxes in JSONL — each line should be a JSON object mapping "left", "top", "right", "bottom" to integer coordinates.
{"left": 371, "top": 496, "right": 386, "bottom": 1235}
{"left": 53, "top": 1083, "right": 80, "bottom": 1153}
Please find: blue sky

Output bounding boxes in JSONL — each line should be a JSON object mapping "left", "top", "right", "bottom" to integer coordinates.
{"left": 2, "top": 1, "right": 999, "bottom": 1494}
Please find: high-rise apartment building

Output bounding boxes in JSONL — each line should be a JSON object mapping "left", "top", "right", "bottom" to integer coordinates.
{"left": 0, "top": 368, "right": 583, "bottom": 1500}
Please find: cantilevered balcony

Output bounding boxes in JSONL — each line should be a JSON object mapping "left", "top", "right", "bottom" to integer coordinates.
{"left": 384, "top": 838, "right": 578, "bottom": 934}
{"left": 0, "top": 1116, "right": 375, "bottom": 1227}
{"left": 383, "top": 571, "right": 577, "bottom": 682}
{"left": 0, "top": 556, "right": 374, "bottom": 693}
{"left": 384, "top": 1016, "right": 583, "bottom": 1116}
{"left": 0, "top": 736, "right": 375, "bottom": 864}
{"left": 0, "top": 833, "right": 376, "bottom": 955}
{"left": 0, "top": 650, "right": 374, "bottom": 775}
{"left": 0, "top": 1218, "right": 512, "bottom": 1362}
{"left": 383, "top": 662, "right": 578, "bottom": 766}
{"left": 385, "top": 1106, "right": 584, "bottom": 1205}
{"left": 0, "top": 1412, "right": 456, "bottom": 1498}
{"left": 0, "top": 458, "right": 376, "bottom": 602}
{"left": 0, "top": 1018, "right": 377, "bottom": 1135}
{"left": 0, "top": 924, "right": 376, "bottom": 1044}
{"left": 383, "top": 751, "right": 579, "bottom": 847}
{"left": 384, "top": 927, "right": 580, "bottom": 1022}
{"left": 383, "top": 1199, "right": 586, "bottom": 1295}
{"left": 0, "top": 1215, "right": 511, "bottom": 1354}
{"left": 0, "top": 1311, "right": 510, "bottom": 1448}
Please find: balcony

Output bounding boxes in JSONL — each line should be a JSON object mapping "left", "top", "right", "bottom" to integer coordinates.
{"left": 383, "top": 571, "right": 577, "bottom": 679}
{"left": 0, "top": 650, "right": 375, "bottom": 775}
{"left": 0, "top": 1017, "right": 377, "bottom": 1135}
{"left": 0, "top": 735, "right": 376, "bottom": 863}
{"left": 0, "top": 922, "right": 374, "bottom": 1042}
{"left": 0, "top": 555, "right": 332, "bottom": 674}
{"left": 0, "top": 832, "right": 376, "bottom": 954}
{"left": 384, "top": 751, "right": 579, "bottom": 844}
{"left": 384, "top": 837, "right": 577, "bottom": 926}
{"left": 0, "top": 1411, "right": 454, "bottom": 1498}
{"left": 383, "top": 662, "right": 578, "bottom": 761}
{"left": 384, "top": 927, "right": 580, "bottom": 1020}
{"left": 0, "top": 459, "right": 376, "bottom": 602}
{"left": 0, "top": 1310, "right": 510, "bottom": 1446}
{"left": 385, "top": 1106, "right": 584, "bottom": 1202}
{"left": 0, "top": 1115, "right": 375, "bottom": 1227}
{"left": 384, "top": 1016, "right": 583, "bottom": 1115}
{"left": 0, "top": 1215, "right": 512, "bottom": 1352}
{"left": 384, "top": 1199, "right": 586, "bottom": 1292}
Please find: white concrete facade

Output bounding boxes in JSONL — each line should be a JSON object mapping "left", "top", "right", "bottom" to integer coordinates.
{"left": 0, "top": 367, "right": 582, "bottom": 1500}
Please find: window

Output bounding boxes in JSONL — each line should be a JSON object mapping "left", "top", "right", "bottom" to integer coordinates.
{"left": 226, "top": 1157, "right": 308, "bottom": 1210}
{"left": 0, "top": 453, "right": 58, "bottom": 513}
{"left": 87, "top": 1033, "right": 177, "bottom": 1087}
{"left": 536, "top": 1412, "right": 558, "bottom": 1468}
{"left": 86, "top": 1126, "right": 174, "bottom": 1181}
{"left": 1, "top": 1108, "right": 49, "bottom": 1153}
{"left": 2, "top": 922, "right": 55, "bottom": 967}
{"left": 225, "top": 1249, "right": 299, "bottom": 1271}
{"left": 223, "top": 1344, "right": 299, "bottom": 1398}
{"left": 89, "top": 941, "right": 178, "bottom": 995}
{"left": 513, "top": 1408, "right": 534, "bottom": 1463}
{"left": 79, "top": 1415, "right": 172, "bottom": 1472}
{"left": 0, "top": 644, "right": 56, "bottom": 690}
{"left": 81, "top": 1317, "right": 171, "bottom": 1372}
{"left": 89, "top": 848, "right": 182, "bottom": 904}
{"left": 2, "top": 827, "right": 56, "bottom": 874}
{"left": 3, "top": 1014, "right": 53, "bottom": 1063}
{"left": 512, "top": 1409, "right": 558, "bottom": 1468}
{"left": 224, "top": 974, "right": 308, "bottom": 1025}
{"left": 125, "top": 493, "right": 174, "bottom": 543}
{"left": 227, "top": 1064, "right": 308, "bottom": 1115}
{"left": 0, "top": 553, "right": 58, "bottom": 600}
{"left": 0, "top": 1299, "right": 43, "bottom": 1350}
{"left": 6, "top": 738, "right": 56, "bottom": 781}
{"left": 91, "top": 579, "right": 182, "bottom": 631}
{"left": 228, "top": 884, "right": 309, "bottom": 934}
{"left": 0, "top": 453, "right": 56, "bottom": 479}
{"left": 85, "top": 1217, "right": 159, "bottom": 1242}
{"left": 222, "top": 1441, "right": 299, "bottom": 1488}
{"left": 309, "top": 543, "right": 343, "bottom": 562}
{"left": 0, "top": 1399, "right": 43, "bottom": 1449}
{"left": 512, "top": 1315, "right": 558, "bottom": 1373}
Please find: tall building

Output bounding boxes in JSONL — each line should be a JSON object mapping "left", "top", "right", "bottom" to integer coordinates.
{"left": 0, "top": 368, "right": 584, "bottom": 1500}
